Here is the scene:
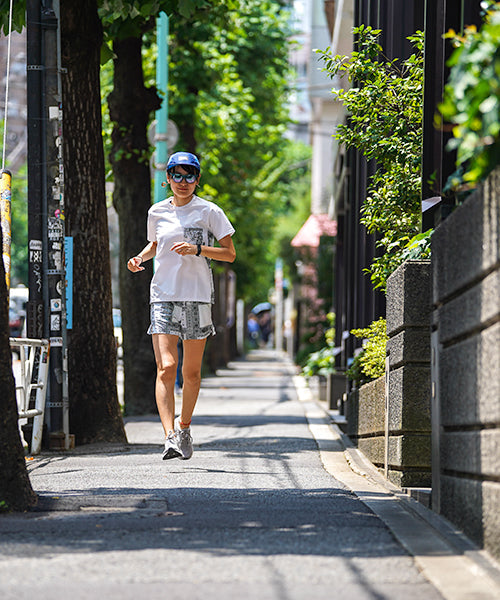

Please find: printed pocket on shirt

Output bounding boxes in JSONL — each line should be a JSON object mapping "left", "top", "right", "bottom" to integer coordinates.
{"left": 184, "top": 227, "right": 204, "bottom": 245}
{"left": 199, "top": 304, "right": 212, "bottom": 328}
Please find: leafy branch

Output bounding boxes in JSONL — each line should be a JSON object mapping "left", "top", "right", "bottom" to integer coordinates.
{"left": 317, "top": 26, "right": 424, "bottom": 290}
{"left": 439, "top": 1, "right": 500, "bottom": 191}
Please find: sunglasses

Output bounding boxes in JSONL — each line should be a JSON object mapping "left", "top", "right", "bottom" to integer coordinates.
{"left": 168, "top": 172, "right": 198, "bottom": 184}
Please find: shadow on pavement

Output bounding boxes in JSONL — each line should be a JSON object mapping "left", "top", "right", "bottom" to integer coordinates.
{"left": 0, "top": 486, "right": 409, "bottom": 561}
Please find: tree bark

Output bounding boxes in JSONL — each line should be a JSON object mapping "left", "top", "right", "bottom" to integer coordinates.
{"left": 60, "top": 0, "right": 126, "bottom": 444}
{"left": 108, "top": 36, "right": 160, "bottom": 415}
{"left": 0, "top": 228, "right": 37, "bottom": 511}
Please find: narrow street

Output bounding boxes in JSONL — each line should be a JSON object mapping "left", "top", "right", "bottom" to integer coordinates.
{"left": 0, "top": 350, "right": 498, "bottom": 599}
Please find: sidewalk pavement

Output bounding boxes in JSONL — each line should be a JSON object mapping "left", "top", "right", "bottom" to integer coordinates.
{"left": 1, "top": 349, "right": 500, "bottom": 600}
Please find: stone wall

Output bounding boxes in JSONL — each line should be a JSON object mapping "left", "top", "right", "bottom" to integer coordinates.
{"left": 343, "top": 261, "right": 432, "bottom": 486}
{"left": 386, "top": 260, "right": 432, "bottom": 487}
{"left": 356, "top": 376, "right": 385, "bottom": 469}
{"left": 432, "top": 167, "right": 500, "bottom": 560}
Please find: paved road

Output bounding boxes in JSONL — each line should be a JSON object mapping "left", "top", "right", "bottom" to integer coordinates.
{"left": 0, "top": 350, "right": 490, "bottom": 599}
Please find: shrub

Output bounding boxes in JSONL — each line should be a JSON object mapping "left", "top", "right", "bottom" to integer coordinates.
{"left": 346, "top": 317, "right": 388, "bottom": 385}
{"left": 317, "top": 27, "right": 424, "bottom": 291}
{"left": 302, "top": 313, "right": 336, "bottom": 378}
{"left": 439, "top": 1, "right": 500, "bottom": 191}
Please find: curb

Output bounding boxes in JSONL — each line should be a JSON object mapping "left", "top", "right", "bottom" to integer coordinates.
{"left": 293, "top": 374, "right": 500, "bottom": 600}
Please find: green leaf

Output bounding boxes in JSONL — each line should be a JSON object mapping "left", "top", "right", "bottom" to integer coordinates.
{"left": 479, "top": 95, "right": 499, "bottom": 113}
{"left": 100, "top": 42, "right": 116, "bottom": 65}
{"left": 178, "top": 0, "right": 196, "bottom": 18}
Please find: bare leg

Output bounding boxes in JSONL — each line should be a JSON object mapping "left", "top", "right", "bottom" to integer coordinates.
{"left": 180, "top": 338, "right": 207, "bottom": 426}
{"left": 152, "top": 333, "right": 179, "bottom": 436}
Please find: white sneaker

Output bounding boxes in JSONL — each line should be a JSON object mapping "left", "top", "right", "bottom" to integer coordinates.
{"left": 162, "top": 430, "right": 181, "bottom": 460}
{"left": 174, "top": 417, "right": 193, "bottom": 460}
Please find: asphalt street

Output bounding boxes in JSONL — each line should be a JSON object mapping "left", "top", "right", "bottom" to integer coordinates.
{"left": 1, "top": 349, "right": 499, "bottom": 599}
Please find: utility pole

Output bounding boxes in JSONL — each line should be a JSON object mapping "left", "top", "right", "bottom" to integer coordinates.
{"left": 26, "top": 0, "right": 69, "bottom": 448}
{"left": 26, "top": 0, "right": 44, "bottom": 340}
{"left": 154, "top": 11, "right": 169, "bottom": 204}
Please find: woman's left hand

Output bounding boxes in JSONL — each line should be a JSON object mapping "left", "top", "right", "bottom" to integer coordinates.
{"left": 170, "top": 241, "right": 195, "bottom": 256}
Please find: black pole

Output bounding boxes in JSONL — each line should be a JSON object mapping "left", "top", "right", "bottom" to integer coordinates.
{"left": 26, "top": 0, "right": 44, "bottom": 340}
{"left": 41, "top": 0, "right": 66, "bottom": 438}
{"left": 27, "top": 0, "right": 68, "bottom": 443}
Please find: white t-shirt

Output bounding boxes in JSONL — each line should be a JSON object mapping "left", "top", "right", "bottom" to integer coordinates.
{"left": 147, "top": 194, "right": 235, "bottom": 303}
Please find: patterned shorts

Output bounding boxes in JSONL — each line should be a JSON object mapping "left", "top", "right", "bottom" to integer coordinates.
{"left": 148, "top": 301, "right": 215, "bottom": 340}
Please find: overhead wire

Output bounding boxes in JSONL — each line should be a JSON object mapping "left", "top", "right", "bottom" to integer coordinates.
{"left": 1, "top": 0, "right": 14, "bottom": 171}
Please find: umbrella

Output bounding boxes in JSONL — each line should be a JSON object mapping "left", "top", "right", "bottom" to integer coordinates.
{"left": 251, "top": 302, "right": 272, "bottom": 315}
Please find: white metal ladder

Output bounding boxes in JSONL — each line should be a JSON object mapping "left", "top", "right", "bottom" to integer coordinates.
{"left": 10, "top": 338, "right": 50, "bottom": 455}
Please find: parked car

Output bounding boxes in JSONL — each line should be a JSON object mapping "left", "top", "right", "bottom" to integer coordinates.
{"left": 9, "top": 304, "right": 23, "bottom": 337}
{"left": 113, "top": 308, "right": 123, "bottom": 358}
{"left": 9, "top": 287, "right": 28, "bottom": 338}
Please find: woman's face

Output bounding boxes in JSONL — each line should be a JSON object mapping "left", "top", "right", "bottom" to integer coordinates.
{"left": 167, "top": 166, "right": 200, "bottom": 200}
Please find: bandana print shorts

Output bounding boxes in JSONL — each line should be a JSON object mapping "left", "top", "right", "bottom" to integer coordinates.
{"left": 148, "top": 301, "right": 215, "bottom": 340}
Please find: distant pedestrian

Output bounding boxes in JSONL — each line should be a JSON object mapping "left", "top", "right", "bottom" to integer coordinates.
{"left": 247, "top": 313, "right": 261, "bottom": 348}
{"left": 258, "top": 310, "right": 272, "bottom": 346}
{"left": 127, "top": 151, "right": 236, "bottom": 460}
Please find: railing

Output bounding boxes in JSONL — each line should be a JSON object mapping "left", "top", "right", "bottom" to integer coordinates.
{"left": 10, "top": 338, "right": 50, "bottom": 455}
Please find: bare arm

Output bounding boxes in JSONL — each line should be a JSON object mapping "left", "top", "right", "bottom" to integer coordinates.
{"left": 170, "top": 234, "right": 236, "bottom": 263}
{"left": 127, "top": 241, "right": 157, "bottom": 272}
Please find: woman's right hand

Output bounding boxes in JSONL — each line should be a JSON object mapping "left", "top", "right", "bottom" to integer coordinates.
{"left": 127, "top": 256, "right": 145, "bottom": 272}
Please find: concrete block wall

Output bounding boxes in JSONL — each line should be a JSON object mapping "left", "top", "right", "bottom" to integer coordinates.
{"left": 344, "top": 388, "right": 359, "bottom": 439}
{"left": 356, "top": 376, "right": 385, "bottom": 469}
{"left": 386, "top": 260, "right": 432, "bottom": 487}
{"left": 432, "top": 167, "right": 500, "bottom": 560}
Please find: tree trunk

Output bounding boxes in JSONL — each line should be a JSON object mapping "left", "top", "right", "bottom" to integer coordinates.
{"left": 108, "top": 37, "right": 160, "bottom": 415}
{"left": 0, "top": 228, "right": 37, "bottom": 511}
{"left": 60, "top": 0, "right": 126, "bottom": 444}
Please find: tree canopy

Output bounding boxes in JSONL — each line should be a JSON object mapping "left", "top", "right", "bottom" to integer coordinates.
{"left": 2, "top": 0, "right": 305, "bottom": 303}
{"left": 164, "top": 1, "right": 298, "bottom": 298}
{"left": 100, "top": 0, "right": 302, "bottom": 302}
